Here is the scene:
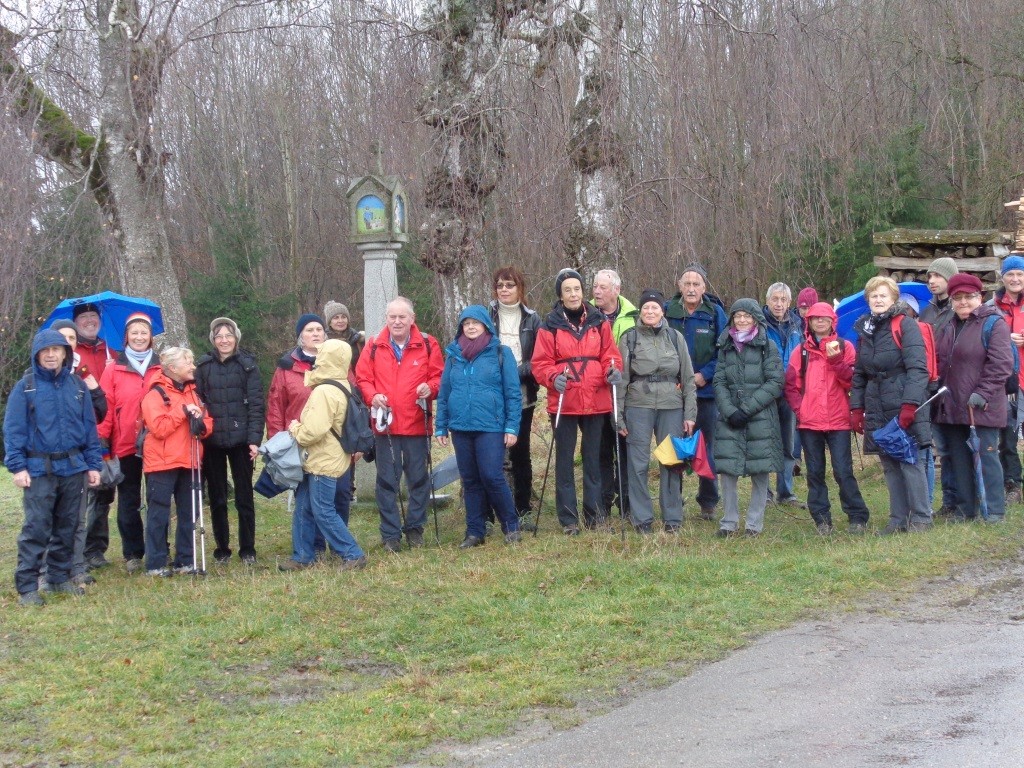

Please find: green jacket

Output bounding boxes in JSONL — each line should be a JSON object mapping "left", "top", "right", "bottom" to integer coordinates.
{"left": 592, "top": 296, "right": 639, "bottom": 343}
{"left": 712, "top": 300, "right": 784, "bottom": 477}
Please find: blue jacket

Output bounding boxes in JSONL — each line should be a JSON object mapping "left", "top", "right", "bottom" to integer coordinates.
{"left": 436, "top": 305, "right": 522, "bottom": 435}
{"left": 665, "top": 294, "right": 728, "bottom": 399}
{"left": 4, "top": 329, "right": 104, "bottom": 478}
{"left": 763, "top": 308, "right": 804, "bottom": 368}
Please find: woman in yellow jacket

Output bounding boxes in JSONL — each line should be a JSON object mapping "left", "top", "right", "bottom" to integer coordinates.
{"left": 278, "top": 339, "right": 367, "bottom": 571}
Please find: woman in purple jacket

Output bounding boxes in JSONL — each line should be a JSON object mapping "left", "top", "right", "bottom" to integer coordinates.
{"left": 933, "top": 273, "right": 1014, "bottom": 522}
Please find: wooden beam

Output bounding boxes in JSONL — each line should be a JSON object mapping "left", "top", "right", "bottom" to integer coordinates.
{"left": 873, "top": 255, "right": 1000, "bottom": 272}
{"left": 873, "top": 229, "right": 1012, "bottom": 246}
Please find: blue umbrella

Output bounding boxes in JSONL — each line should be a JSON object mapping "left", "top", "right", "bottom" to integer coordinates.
{"left": 836, "top": 281, "right": 933, "bottom": 344}
{"left": 967, "top": 407, "right": 989, "bottom": 520}
{"left": 44, "top": 291, "right": 164, "bottom": 351}
{"left": 870, "top": 387, "right": 948, "bottom": 464}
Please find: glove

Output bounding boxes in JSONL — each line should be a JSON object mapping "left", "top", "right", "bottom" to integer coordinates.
{"left": 850, "top": 409, "right": 865, "bottom": 435}
{"left": 553, "top": 374, "right": 568, "bottom": 394}
{"left": 605, "top": 367, "right": 622, "bottom": 386}
{"left": 967, "top": 393, "right": 987, "bottom": 410}
{"left": 898, "top": 403, "right": 917, "bottom": 430}
{"left": 727, "top": 409, "right": 750, "bottom": 429}
{"left": 188, "top": 412, "right": 206, "bottom": 437}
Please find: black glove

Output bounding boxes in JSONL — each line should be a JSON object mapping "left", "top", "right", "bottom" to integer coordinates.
{"left": 727, "top": 409, "right": 750, "bottom": 429}
{"left": 553, "top": 374, "right": 568, "bottom": 393}
{"left": 967, "top": 393, "right": 987, "bottom": 410}
{"left": 184, "top": 406, "right": 206, "bottom": 437}
{"left": 606, "top": 367, "right": 623, "bottom": 386}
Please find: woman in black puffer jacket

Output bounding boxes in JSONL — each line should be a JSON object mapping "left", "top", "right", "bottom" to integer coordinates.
{"left": 194, "top": 317, "right": 265, "bottom": 564}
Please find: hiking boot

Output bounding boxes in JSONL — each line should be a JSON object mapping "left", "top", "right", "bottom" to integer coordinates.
{"left": 879, "top": 522, "right": 907, "bottom": 536}
{"left": 18, "top": 591, "right": 44, "bottom": 607}
{"left": 848, "top": 522, "right": 867, "bottom": 535}
{"left": 715, "top": 528, "right": 736, "bottom": 538}
{"left": 562, "top": 525, "right": 580, "bottom": 536}
{"left": 634, "top": 522, "right": 653, "bottom": 535}
{"left": 173, "top": 564, "right": 198, "bottom": 575}
{"left": 744, "top": 529, "right": 761, "bottom": 538}
{"left": 406, "top": 529, "right": 424, "bottom": 548}
{"left": 1005, "top": 487, "right": 1022, "bottom": 505}
{"left": 49, "top": 581, "right": 85, "bottom": 596}
{"left": 504, "top": 531, "right": 522, "bottom": 545}
{"left": 779, "top": 495, "right": 807, "bottom": 509}
{"left": 72, "top": 572, "right": 96, "bottom": 586}
{"left": 277, "top": 559, "right": 311, "bottom": 572}
{"left": 907, "top": 521, "right": 933, "bottom": 533}
{"left": 86, "top": 555, "right": 110, "bottom": 571}
{"left": 518, "top": 512, "right": 538, "bottom": 533}
{"left": 146, "top": 567, "right": 173, "bottom": 577}
{"left": 459, "top": 535, "right": 485, "bottom": 549}
{"left": 815, "top": 522, "right": 834, "bottom": 536}
{"left": 382, "top": 539, "right": 402, "bottom": 553}
{"left": 985, "top": 515, "right": 1006, "bottom": 524}
{"left": 699, "top": 506, "right": 716, "bottom": 521}
{"left": 934, "top": 504, "right": 957, "bottom": 518}
{"left": 125, "top": 558, "right": 144, "bottom": 575}
{"left": 215, "top": 553, "right": 231, "bottom": 565}
{"left": 241, "top": 554, "right": 257, "bottom": 566}
{"left": 339, "top": 555, "right": 368, "bottom": 571}
{"left": 664, "top": 522, "right": 682, "bottom": 533}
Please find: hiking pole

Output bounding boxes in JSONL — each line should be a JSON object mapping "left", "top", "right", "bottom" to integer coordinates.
{"left": 190, "top": 435, "right": 207, "bottom": 576}
{"left": 380, "top": 410, "right": 406, "bottom": 530}
{"left": 610, "top": 380, "right": 625, "bottom": 545}
{"left": 534, "top": 382, "right": 566, "bottom": 537}
{"left": 419, "top": 397, "right": 441, "bottom": 546}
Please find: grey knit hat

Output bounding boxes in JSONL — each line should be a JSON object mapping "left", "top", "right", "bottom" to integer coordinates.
{"left": 926, "top": 257, "right": 958, "bottom": 282}
{"left": 323, "top": 301, "right": 350, "bottom": 324}
{"left": 209, "top": 317, "right": 241, "bottom": 345}
{"left": 554, "top": 268, "right": 584, "bottom": 298}
{"left": 681, "top": 263, "right": 709, "bottom": 285}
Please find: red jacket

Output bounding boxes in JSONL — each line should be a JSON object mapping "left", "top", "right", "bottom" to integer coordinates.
{"left": 355, "top": 325, "right": 443, "bottom": 436}
{"left": 96, "top": 353, "right": 163, "bottom": 459}
{"left": 265, "top": 349, "right": 314, "bottom": 438}
{"left": 785, "top": 332, "right": 856, "bottom": 432}
{"left": 75, "top": 337, "right": 112, "bottom": 380}
{"left": 531, "top": 304, "right": 622, "bottom": 416}
{"left": 992, "top": 289, "right": 1024, "bottom": 391}
{"left": 141, "top": 372, "right": 213, "bottom": 473}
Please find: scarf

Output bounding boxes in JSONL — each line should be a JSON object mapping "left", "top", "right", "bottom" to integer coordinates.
{"left": 729, "top": 326, "right": 758, "bottom": 353}
{"left": 458, "top": 330, "right": 492, "bottom": 361}
{"left": 861, "top": 305, "right": 897, "bottom": 337}
{"left": 563, "top": 303, "right": 586, "bottom": 333}
{"left": 125, "top": 347, "right": 152, "bottom": 376}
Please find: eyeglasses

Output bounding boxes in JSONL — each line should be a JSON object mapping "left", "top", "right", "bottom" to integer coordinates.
{"left": 213, "top": 334, "right": 235, "bottom": 341}
{"left": 950, "top": 293, "right": 980, "bottom": 302}
{"left": 495, "top": 282, "right": 517, "bottom": 290}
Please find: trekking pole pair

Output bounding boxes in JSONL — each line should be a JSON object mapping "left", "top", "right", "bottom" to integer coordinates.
{"left": 189, "top": 435, "right": 208, "bottom": 575}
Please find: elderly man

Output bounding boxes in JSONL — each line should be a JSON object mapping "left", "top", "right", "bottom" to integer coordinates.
{"left": 666, "top": 263, "right": 728, "bottom": 519}
{"left": 991, "top": 254, "right": 1024, "bottom": 505}
{"left": 763, "top": 282, "right": 805, "bottom": 508}
{"left": 591, "top": 269, "right": 638, "bottom": 522}
{"left": 356, "top": 297, "right": 444, "bottom": 551}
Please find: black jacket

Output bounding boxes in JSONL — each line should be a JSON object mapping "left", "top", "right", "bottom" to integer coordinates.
{"left": 194, "top": 349, "right": 265, "bottom": 448}
{"left": 489, "top": 300, "right": 542, "bottom": 405}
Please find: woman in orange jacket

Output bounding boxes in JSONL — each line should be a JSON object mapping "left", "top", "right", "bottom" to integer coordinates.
{"left": 140, "top": 347, "right": 213, "bottom": 576}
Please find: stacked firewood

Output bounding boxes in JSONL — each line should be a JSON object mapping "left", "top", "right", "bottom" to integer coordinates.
{"left": 872, "top": 228, "right": 1012, "bottom": 290}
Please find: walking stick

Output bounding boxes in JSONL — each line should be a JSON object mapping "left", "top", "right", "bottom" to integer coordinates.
{"left": 534, "top": 384, "right": 566, "bottom": 536}
{"left": 611, "top": 381, "right": 625, "bottom": 545}
{"left": 377, "top": 407, "right": 406, "bottom": 530}
{"left": 419, "top": 397, "right": 441, "bottom": 546}
{"left": 190, "top": 435, "right": 207, "bottom": 576}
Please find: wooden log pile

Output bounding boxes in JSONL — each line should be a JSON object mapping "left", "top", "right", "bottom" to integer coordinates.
{"left": 872, "top": 228, "right": 1012, "bottom": 291}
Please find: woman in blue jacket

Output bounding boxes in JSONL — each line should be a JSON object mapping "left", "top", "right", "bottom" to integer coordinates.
{"left": 435, "top": 305, "right": 523, "bottom": 548}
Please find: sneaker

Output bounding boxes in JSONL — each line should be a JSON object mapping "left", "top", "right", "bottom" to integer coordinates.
{"left": 72, "top": 572, "right": 96, "bottom": 586}
{"left": 18, "top": 591, "right": 44, "bottom": 607}
{"left": 699, "top": 506, "right": 716, "bottom": 521}
{"left": 815, "top": 522, "right": 834, "bottom": 536}
{"left": 562, "top": 526, "right": 580, "bottom": 536}
{"left": 86, "top": 555, "right": 110, "bottom": 571}
{"left": 146, "top": 567, "right": 173, "bottom": 577}
{"left": 406, "top": 529, "right": 424, "bottom": 548}
{"left": 504, "top": 531, "right": 522, "bottom": 545}
{"left": 215, "top": 553, "right": 231, "bottom": 565}
{"left": 779, "top": 495, "right": 807, "bottom": 509}
{"left": 241, "top": 554, "right": 257, "bottom": 566}
{"left": 125, "top": 558, "right": 144, "bottom": 575}
{"left": 459, "top": 535, "right": 485, "bottom": 549}
{"left": 848, "top": 522, "right": 867, "bottom": 535}
{"left": 339, "top": 555, "right": 368, "bottom": 571}
{"left": 382, "top": 539, "right": 402, "bottom": 553}
{"left": 715, "top": 528, "right": 735, "bottom": 538}
{"left": 277, "top": 559, "right": 311, "bottom": 572}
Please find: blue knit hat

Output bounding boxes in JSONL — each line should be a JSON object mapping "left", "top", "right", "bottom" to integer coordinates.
{"left": 295, "top": 313, "right": 324, "bottom": 338}
{"left": 1002, "top": 254, "right": 1024, "bottom": 275}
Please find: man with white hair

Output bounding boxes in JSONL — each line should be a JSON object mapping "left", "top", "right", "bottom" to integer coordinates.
{"left": 763, "top": 282, "right": 805, "bottom": 508}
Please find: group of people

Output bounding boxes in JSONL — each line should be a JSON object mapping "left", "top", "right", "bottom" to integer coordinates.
{"left": 6, "top": 256, "right": 1022, "bottom": 605}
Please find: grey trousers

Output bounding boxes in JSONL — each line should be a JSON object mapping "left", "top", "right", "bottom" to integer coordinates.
{"left": 719, "top": 472, "right": 769, "bottom": 533}
{"left": 374, "top": 433, "right": 430, "bottom": 542}
{"left": 880, "top": 454, "right": 932, "bottom": 527}
{"left": 624, "top": 406, "right": 684, "bottom": 527}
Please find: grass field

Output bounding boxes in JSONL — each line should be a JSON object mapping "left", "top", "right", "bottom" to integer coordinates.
{"left": 1, "top": 443, "right": 1021, "bottom": 767}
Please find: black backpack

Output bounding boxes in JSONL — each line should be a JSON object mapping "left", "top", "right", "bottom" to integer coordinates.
{"left": 317, "top": 380, "right": 376, "bottom": 457}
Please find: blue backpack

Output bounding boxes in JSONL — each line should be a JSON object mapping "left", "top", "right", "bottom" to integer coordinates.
{"left": 981, "top": 316, "right": 1021, "bottom": 394}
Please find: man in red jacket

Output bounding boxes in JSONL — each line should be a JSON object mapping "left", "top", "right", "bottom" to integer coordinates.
{"left": 991, "top": 254, "right": 1024, "bottom": 505}
{"left": 356, "top": 297, "right": 444, "bottom": 552}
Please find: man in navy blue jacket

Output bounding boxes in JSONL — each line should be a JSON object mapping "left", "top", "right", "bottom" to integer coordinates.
{"left": 4, "top": 329, "right": 103, "bottom": 606}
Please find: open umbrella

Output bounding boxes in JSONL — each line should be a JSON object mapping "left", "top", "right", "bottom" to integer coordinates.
{"left": 871, "top": 386, "right": 948, "bottom": 464}
{"left": 967, "top": 406, "right": 989, "bottom": 520}
{"left": 45, "top": 291, "right": 164, "bottom": 351}
{"left": 836, "top": 281, "right": 933, "bottom": 344}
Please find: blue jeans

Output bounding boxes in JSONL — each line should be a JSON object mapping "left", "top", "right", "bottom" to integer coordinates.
{"left": 313, "top": 464, "right": 354, "bottom": 554}
{"left": 931, "top": 426, "right": 958, "bottom": 509}
{"left": 800, "top": 429, "right": 869, "bottom": 526}
{"left": 775, "top": 399, "right": 796, "bottom": 499}
{"left": 145, "top": 469, "right": 196, "bottom": 570}
{"left": 452, "top": 431, "right": 520, "bottom": 539}
{"left": 292, "top": 474, "right": 364, "bottom": 563}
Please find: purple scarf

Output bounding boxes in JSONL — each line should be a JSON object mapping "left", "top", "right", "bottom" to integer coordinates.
{"left": 458, "top": 330, "right": 492, "bottom": 361}
{"left": 729, "top": 326, "right": 758, "bottom": 353}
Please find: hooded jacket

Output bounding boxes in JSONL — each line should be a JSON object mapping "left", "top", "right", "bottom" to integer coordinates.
{"left": 531, "top": 301, "right": 623, "bottom": 416}
{"left": 195, "top": 348, "right": 265, "bottom": 448}
{"left": 4, "top": 329, "right": 103, "bottom": 478}
{"left": 712, "top": 299, "right": 784, "bottom": 476}
{"left": 355, "top": 323, "right": 444, "bottom": 437}
{"left": 96, "top": 349, "right": 163, "bottom": 459}
{"left": 591, "top": 294, "right": 639, "bottom": 343}
{"left": 141, "top": 371, "right": 213, "bottom": 473}
{"left": 784, "top": 302, "right": 856, "bottom": 431}
{"left": 266, "top": 349, "right": 314, "bottom": 438}
{"left": 436, "top": 305, "right": 522, "bottom": 436}
{"left": 289, "top": 339, "right": 353, "bottom": 478}
{"left": 665, "top": 292, "right": 728, "bottom": 399}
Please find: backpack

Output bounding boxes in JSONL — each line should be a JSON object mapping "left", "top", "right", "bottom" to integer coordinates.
{"left": 316, "top": 379, "right": 376, "bottom": 456}
{"left": 623, "top": 326, "right": 682, "bottom": 378}
{"left": 980, "top": 315, "right": 1021, "bottom": 395}
{"left": 798, "top": 338, "right": 847, "bottom": 394}
{"left": 135, "top": 383, "right": 169, "bottom": 457}
{"left": 891, "top": 314, "right": 938, "bottom": 383}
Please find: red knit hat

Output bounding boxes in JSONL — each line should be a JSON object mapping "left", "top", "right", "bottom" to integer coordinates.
{"left": 946, "top": 273, "right": 983, "bottom": 296}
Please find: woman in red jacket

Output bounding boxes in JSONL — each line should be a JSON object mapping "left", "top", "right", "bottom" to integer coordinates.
{"left": 531, "top": 269, "right": 622, "bottom": 534}
{"left": 96, "top": 312, "right": 162, "bottom": 573}
{"left": 266, "top": 314, "right": 325, "bottom": 438}
{"left": 140, "top": 347, "right": 213, "bottom": 576}
{"left": 784, "top": 302, "right": 870, "bottom": 535}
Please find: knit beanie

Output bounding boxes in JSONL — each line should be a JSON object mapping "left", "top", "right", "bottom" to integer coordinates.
{"left": 209, "top": 316, "right": 241, "bottom": 345}
{"left": 295, "top": 313, "right": 324, "bottom": 338}
{"left": 1001, "top": 253, "right": 1024, "bottom": 275}
{"left": 123, "top": 312, "right": 152, "bottom": 344}
{"left": 554, "top": 268, "right": 583, "bottom": 298}
{"left": 638, "top": 288, "right": 666, "bottom": 309}
{"left": 946, "top": 273, "right": 983, "bottom": 296}
{"left": 680, "top": 263, "right": 708, "bottom": 285}
{"left": 927, "top": 257, "right": 958, "bottom": 281}
{"left": 51, "top": 319, "right": 77, "bottom": 334}
{"left": 72, "top": 302, "right": 101, "bottom": 320}
{"left": 323, "top": 301, "right": 350, "bottom": 324}
{"left": 797, "top": 287, "right": 819, "bottom": 309}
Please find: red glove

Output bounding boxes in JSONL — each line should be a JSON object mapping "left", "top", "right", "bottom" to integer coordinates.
{"left": 850, "top": 409, "right": 865, "bottom": 434}
{"left": 898, "top": 403, "right": 916, "bottom": 430}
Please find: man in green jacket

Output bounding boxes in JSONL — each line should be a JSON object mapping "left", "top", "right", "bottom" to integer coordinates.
{"left": 592, "top": 269, "right": 638, "bottom": 521}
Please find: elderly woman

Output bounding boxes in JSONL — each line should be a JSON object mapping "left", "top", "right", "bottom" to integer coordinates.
{"left": 850, "top": 276, "right": 933, "bottom": 534}
{"left": 140, "top": 347, "right": 213, "bottom": 576}
{"left": 933, "top": 273, "right": 1013, "bottom": 522}
{"left": 488, "top": 266, "right": 542, "bottom": 525}
{"left": 713, "top": 299, "right": 784, "bottom": 537}
{"left": 267, "top": 314, "right": 325, "bottom": 438}
{"left": 615, "top": 288, "right": 696, "bottom": 532}
{"left": 435, "top": 305, "right": 523, "bottom": 548}
{"left": 97, "top": 312, "right": 162, "bottom": 573}
{"left": 195, "top": 317, "right": 265, "bottom": 565}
